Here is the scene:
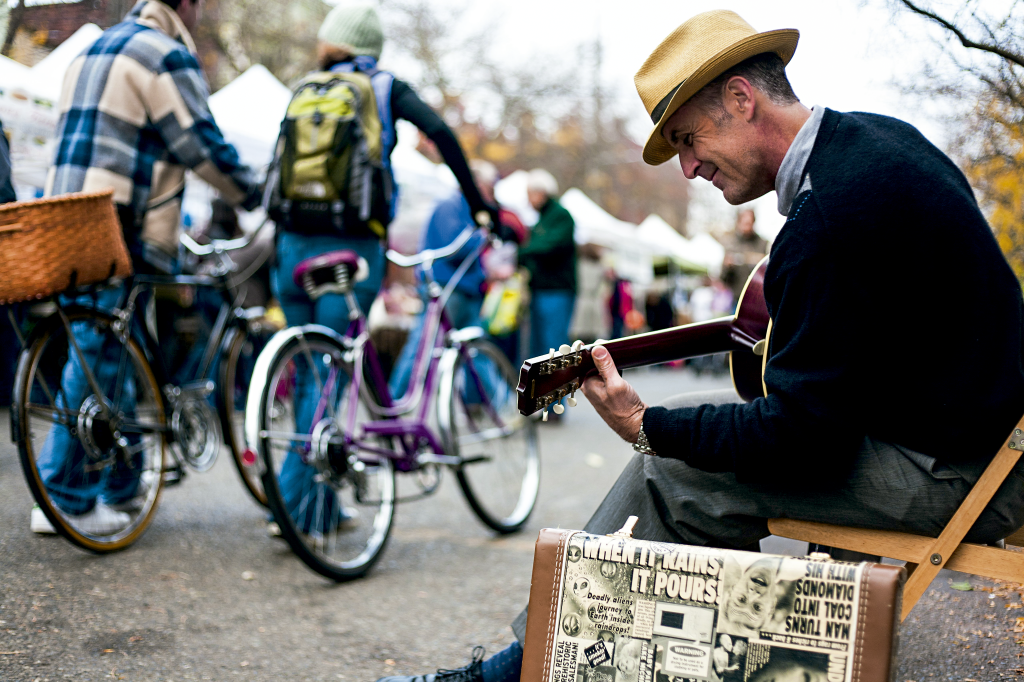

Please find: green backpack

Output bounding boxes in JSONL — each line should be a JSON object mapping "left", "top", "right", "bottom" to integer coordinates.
{"left": 275, "top": 70, "right": 392, "bottom": 238}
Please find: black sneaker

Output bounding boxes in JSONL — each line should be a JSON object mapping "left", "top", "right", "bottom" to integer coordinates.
{"left": 376, "top": 646, "right": 484, "bottom": 682}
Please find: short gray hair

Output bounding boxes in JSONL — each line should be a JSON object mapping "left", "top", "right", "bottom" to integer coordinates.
{"left": 470, "top": 159, "right": 499, "bottom": 188}
{"left": 526, "top": 169, "right": 558, "bottom": 197}
{"left": 691, "top": 52, "right": 799, "bottom": 124}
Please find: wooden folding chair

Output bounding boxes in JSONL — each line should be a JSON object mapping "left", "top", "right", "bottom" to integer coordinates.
{"left": 768, "top": 415, "right": 1024, "bottom": 621}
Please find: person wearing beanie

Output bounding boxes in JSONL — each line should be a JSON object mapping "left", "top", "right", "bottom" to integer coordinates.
{"left": 317, "top": 1, "right": 384, "bottom": 60}
{"left": 373, "top": 8, "right": 1024, "bottom": 682}
{"left": 267, "top": 0, "right": 500, "bottom": 540}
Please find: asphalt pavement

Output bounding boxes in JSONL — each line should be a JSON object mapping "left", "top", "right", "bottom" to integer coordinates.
{"left": 1, "top": 367, "right": 1022, "bottom": 681}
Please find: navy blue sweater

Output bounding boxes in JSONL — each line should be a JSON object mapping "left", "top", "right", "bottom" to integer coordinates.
{"left": 643, "top": 109, "right": 1024, "bottom": 484}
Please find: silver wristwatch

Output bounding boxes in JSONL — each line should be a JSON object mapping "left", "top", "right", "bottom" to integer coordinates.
{"left": 633, "top": 423, "right": 657, "bottom": 456}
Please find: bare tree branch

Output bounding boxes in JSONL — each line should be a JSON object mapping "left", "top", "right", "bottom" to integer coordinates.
{"left": 897, "top": 0, "right": 1024, "bottom": 68}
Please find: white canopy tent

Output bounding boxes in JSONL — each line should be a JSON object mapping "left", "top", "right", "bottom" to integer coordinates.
{"left": 636, "top": 214, "right": 708, "bottom": 273}
{"left": 13, "top": 23, "right": 103, "bottom": 105}
{"left": 0, "top": 24, "right": 103, "bottom": 191}
{"left": 0, "top": 54, "right": 28, "bottom": 90}
{"left": 493, "top": 169, "right": 537, "bottom": 227}
{"left": 559, "top": 188, "right": 653, "bottom": 285}
{"left": 686, "top": 232, "right": 726, "bottom": 279}
{"left": 207, "top": 64, "right": 292, "bottom": 172}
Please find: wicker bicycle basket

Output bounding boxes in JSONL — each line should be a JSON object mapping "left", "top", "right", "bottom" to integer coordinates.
{"left": 0, "top": 189, "right": 132, "bottom": 305}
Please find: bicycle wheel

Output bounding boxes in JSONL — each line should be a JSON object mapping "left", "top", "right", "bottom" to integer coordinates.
{"left": 249, "top": 327, "right": 395, "bottom": 581}
{"left": 440, "top": 338, "right": 539, "bottom": 533}
{"left": 220, "top": 324, "right": 267, "bottom": 506}
{"left": 13, "top": 307, "right": 166, "bottom": 552}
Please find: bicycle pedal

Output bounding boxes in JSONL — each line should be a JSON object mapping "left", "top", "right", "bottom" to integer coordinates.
{"left": 163, "top": 466, "right": 186, "bottom": 487}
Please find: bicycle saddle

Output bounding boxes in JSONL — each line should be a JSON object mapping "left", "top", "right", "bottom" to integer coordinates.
{"left": 293, "top": 250, "right": 369, "bottom": 300}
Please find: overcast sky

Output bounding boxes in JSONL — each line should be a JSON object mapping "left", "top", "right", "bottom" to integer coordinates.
{"left": 378, "top": 0, "right": 974, "bottom": 237}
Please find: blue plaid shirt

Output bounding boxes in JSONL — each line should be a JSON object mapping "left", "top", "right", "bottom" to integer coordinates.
{"left": 46, "top": 0, "right": 259, "bottom": 270}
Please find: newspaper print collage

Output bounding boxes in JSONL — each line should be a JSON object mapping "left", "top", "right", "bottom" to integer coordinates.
{"left": 546, "top": 533, "right": 864, "bottom": 682}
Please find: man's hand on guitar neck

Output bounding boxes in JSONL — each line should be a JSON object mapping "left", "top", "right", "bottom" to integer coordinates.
{"left": 581, "top": 345, "right": 648, "bottom": 444}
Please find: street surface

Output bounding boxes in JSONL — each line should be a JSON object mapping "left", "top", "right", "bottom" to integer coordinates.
{"left": 1, "top": 367, "right": 1022, "bottom": 681}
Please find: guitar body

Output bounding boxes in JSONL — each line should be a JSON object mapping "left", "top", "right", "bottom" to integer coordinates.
{"left": 517, "top": 257, "right": 771, "bottom": 415}
{"left": 728, "top": 258, "right": 770, "bottom": 402}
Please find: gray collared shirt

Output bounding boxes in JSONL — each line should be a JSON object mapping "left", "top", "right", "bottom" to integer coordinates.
{"left": 776, "top": 105, "right": 825, "bottom": 216}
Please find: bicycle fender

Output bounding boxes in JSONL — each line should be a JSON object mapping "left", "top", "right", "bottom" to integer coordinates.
{"left": 434, "top": 346, "right": 461, "bottom": 457}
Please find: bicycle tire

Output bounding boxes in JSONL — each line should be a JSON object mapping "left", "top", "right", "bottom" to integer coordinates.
{"left": 219, "top": 324, "right": 268, "bottom": 506}
{"left": 440, "top": 338, "right": 539, "bottom": 534}
{"left": 14, "top": 307, "right": 166, "bottom": 552}
{"left": 248, "top": 326, "right": 395, "bottom": 581}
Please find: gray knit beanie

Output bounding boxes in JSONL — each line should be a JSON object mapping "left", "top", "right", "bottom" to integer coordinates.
{"left": 317, "top": 2, "right": 384, "bottom": 60}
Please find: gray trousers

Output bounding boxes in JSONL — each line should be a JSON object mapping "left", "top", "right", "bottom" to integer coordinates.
{"left": 511, "top": 388, "right": 1024, "bottom": 645}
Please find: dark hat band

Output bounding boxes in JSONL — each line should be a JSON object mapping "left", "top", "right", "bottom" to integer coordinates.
{"left": 650, "top": 81, "right": 684, "bottom": 124}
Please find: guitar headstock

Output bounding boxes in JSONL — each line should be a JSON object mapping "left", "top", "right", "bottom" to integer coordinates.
{"left": 517, "top": 340, "right": 595, "bottom": 417}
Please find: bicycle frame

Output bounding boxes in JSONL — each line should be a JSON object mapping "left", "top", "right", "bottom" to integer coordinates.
{"left": 10, "top": 271, "right": 252, "bottom": 446}
{"left": 275, "top": 227, "right": 512, "bottom": 475}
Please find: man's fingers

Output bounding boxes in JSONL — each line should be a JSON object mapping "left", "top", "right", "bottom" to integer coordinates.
{"left": 591, "top": 345, "right": 619, "bottom": 383}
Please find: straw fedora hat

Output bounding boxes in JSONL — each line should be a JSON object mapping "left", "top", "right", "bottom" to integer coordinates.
{"left": 635, "top": 10, "right": 799, "bottom": 165}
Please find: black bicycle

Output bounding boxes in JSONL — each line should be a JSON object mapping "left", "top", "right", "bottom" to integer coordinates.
{"left": 10, "top": 223, "right": 275, "bottom": 552}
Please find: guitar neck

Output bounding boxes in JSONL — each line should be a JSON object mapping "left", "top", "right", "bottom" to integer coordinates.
{"left": 596, "top": 317, "right": 748, "bottom": 370}
{"left": 517, "top": 317, "right": 754, "bottom": 416}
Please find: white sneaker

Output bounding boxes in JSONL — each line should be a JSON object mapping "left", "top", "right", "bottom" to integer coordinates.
{"left": 105, "top": 470, "right": 158, "bottom": 513}
{"left": 30, "top": 505, "right": 56, "bottom": 535}
{"left": 32, "top": 501, "right": 131, "bottom": 536}
{"left": 73, "top": 501, "right": 131, "bottom": 535}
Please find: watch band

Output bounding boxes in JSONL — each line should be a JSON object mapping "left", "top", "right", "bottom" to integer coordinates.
{"left": 633, "top": 422, "right": 657, "bottom": 456}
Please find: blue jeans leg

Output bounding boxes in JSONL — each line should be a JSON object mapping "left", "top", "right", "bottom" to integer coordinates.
{"left": 271, "top": 232, "right": 385, "bottom": 533}
{"left": 389, "top": 289, "right": 483, "bottom": 399}
{"left": 529, "top": 290, "right": 576, "bottom": 359}
{"left": 36, "top": 286, "right": 141, "bottom": 515}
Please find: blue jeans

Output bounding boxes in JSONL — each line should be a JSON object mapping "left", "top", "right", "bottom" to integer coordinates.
{"left": 388, "top": 288, "right": 483, "bottom": 398}
{"left": 271, "top": 231, "right": 385, "bottom": 533}
{"left": 529, "top": 290, "right": 576, "bottom": 359}
{"left": 36, "top": 286, "right": 143, "bottom": 515}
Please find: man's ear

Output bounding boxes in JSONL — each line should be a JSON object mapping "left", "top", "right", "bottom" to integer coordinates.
{"left": 723, "top": 76, "right": 756, "bottom": 122}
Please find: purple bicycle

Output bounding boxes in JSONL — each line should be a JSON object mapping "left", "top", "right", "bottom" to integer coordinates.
{"left": 244, "top": 226, "right": 539, "bottom": 580}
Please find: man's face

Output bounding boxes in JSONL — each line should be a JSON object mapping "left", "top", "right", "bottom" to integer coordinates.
{"left": 725, "top": 562, "right": 775, "bottom": 631}
{"left": 736, "top": 210, "right": 755, "bottom": 235}
{"left": 527, "top": 189, "right": 547, "bottom": 211}
{"left": 176, "top": 0, "right": 205, "bottom": 33}
{"left": 661, "top": 92, "right": 772, "bottom": 205}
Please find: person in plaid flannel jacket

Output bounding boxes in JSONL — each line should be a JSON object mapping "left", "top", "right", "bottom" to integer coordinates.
{"left": 46, "top": 0, "right": 260, "bottom": 273}
{"left": 31, "top": 0, "right": 259, "bottom": 536}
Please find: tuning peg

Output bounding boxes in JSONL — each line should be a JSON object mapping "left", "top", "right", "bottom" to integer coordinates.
{"left": 542, "top": 408, "right": 549, "bottom": 422}
{"left": 553, "top": 403, "right": 565, "bottom": 415}
{"left": 549, "top": 348, "right": 556, "bottom": 360}
{"left": 571, "top": 340, "right": 584, "bottom": 352}
{"left": 559, "top": 344, "right": 571, "bottom": 355}
{"left": 567, "top": 391, "right": 577, "bottom": 407}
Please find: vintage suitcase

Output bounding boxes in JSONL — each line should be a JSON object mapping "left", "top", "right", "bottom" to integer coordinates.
{"left": 522, "top": 520, "right": 906, "bottom": 682}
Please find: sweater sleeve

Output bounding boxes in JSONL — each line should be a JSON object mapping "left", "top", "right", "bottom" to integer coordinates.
{"left": 643, "top": 193, "right": 865, "bottom": 483}
{"left": 147, "top": 48, "right": 261, "bottom": 210}
{"left": 390, "top": 80, "right": 487, "bottom": 216}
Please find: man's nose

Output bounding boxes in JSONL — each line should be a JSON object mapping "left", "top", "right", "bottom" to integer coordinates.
{"left": 677, "top": 151, "right": 699, "bottom": 180}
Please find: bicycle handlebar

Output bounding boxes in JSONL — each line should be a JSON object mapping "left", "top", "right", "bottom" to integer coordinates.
{"left": 386, "top": 225, "right": 481, "bottom": 268}
{"left": 180, "top": 218, "right": 270, "bottom": 257}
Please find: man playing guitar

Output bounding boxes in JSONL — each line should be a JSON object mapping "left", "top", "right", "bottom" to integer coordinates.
{"left": 378, "top": 10, "right": 1024, "bottom": 682}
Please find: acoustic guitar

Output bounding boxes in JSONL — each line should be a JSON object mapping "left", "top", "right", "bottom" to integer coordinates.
{"left": 516, "top": 256, "right": 771, "bottom": 417}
